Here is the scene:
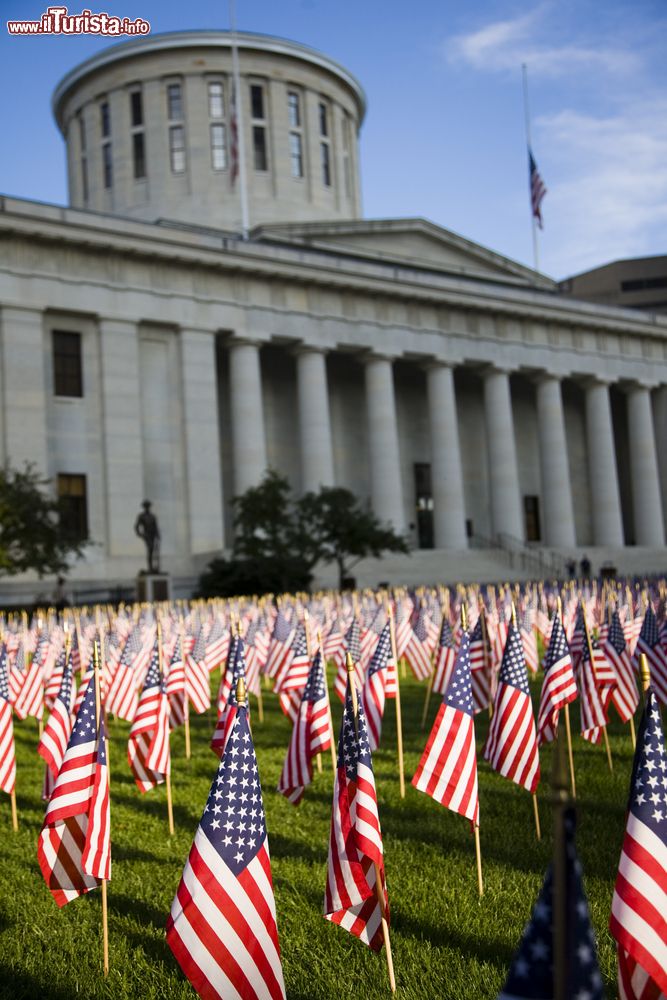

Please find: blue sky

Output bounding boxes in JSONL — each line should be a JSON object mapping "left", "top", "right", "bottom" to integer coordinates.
{"left": 2, "top": 0, "right": 666, "bottom": 279}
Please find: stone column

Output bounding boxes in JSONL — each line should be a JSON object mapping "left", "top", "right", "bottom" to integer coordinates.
{"left": 295, "top": 346, "right": 335, "bottom": 492}
{"left": 228, "top": 337, "right": 267, "bottom": 494}
{"left": 426, "top": 362, "right": 467, "bottom": 548}
{"left": 0, "top": 306, "right": 48, "bottom": 471}
{"left": 99, "top": 318, "right": 145, "bottom": 556}
{"left": 654, "top": 385, "right": 667, "bottom": 535}
{"left": 364, "top": 353, "right": 405, "bottom": 532}
{"left": 535, "top": 374, "right": 577, "bottom": 546}
{"left": 483, "top": 366, "right": 524, "bottom": 540}
{"left": 180, "top": 329, "right": 225, "bottom": 552}
{"left": 584, "top": 379, "right": 624, "bottom": 546}
{"left": 626, "top": 383, "right": 665, "bottom": 546}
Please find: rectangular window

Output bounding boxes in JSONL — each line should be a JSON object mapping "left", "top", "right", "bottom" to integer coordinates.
{"left": 319, "top": 102, "right": 328, "bottom": 137}
{"left": 52, "top": 330, "right": 83, "bottom": 397}
{"left": 130, "top": 89, "right": 143, "bottom": 127}
{"left": 253, "top": 125, "right": 268, "bottom": 171}
{"left": 100, "top": 101, "right": 110, "bottom": 138}
{"left": 321, "top": 141, "right": 331, "bottom": 186}
{"left": 287, "top": 91, "right": 300, "bottom": 128}
{"left": 342, "top": 114, "right": 352, "bottom": 198}
{"left": 102, "top": 142, "right": 113, "bottom": 188}
{"left": 250, "top": 84, "right": 264, "bottom": 120}
{"left": 210, "top": 123, "right": 227, "bottom": 170}
{"left": 523, "top": 495, "right": 541, "bottom": 542}
{"left": 81, "top": 157, "right": 89, "bottom": 202}
{"left": 169, "top": 125, "right": 185, "bottom": 173}
{"left": 208, "top": 81, "right": 224, "bottom": 119}
{"left": 57, "top": 474, "right": 88, "bottom": 543}
{"left": 132, "top": 132, "right": 146, "bottom": 179}
{"left": 289, "top": 132, "right": 303, "bottom": 178}
{"left": 167, "top": 82, "right": 183, "bottom": 121}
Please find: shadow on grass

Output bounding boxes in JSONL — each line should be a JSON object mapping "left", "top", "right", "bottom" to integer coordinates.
{"left": 0, "top": 965, "right": 73, "bottom": 1000}
{"left": 269, "top": 831, "right": 327, "bottom": 865}
{"left": 109, "top": 892, "right": 166, "bottom": 930}
{"left": 111, "top": 791, "right": 198, "bottom": 831}
{"left": 395, "top": 907, "right": 513, "bottom": 968}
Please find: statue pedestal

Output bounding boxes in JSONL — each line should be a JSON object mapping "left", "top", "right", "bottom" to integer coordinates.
{"left": 136, "top": 573, "right": 172, "bottom": 603}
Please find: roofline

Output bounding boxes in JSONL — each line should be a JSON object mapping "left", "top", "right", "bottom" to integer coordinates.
{"left": 52, "top": 29, "right": 367, "bottom": 130}
{"left": 564, "top": 253, "right": 667, "bottom": 281}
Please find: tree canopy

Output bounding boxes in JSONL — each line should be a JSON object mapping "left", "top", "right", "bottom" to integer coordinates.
{"left": 198, "top": 470, "right": 408, "bottom": 597}
{"left": 0, "top": 464, "right": 85, "bottom": 577}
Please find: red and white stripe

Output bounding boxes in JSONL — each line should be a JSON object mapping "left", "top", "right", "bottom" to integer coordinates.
{"left": 128, "top": 687, "right": 170, "bottom": 792}
{"left": 38, "top": 670, "right": 75, "bottom": 789}
{"left": 537, "top": 616, "right": 578, "bottom": 745}
{"left": 0, "top": 699, "right": 16, "bottom": 795}
{"left": 13, "top": 655, "right": 44, "bottom": 721}
{"left": 105, "top": 659, "right": 138, "bottom": 721}
{"left": 412, "top": 700, "right": 479, "bottom": 824}
{"left": 277, "top": 681, "right": 331, "bottom": 804}
{"left": 605, "top": 642, "right": 639, "bottom": 724}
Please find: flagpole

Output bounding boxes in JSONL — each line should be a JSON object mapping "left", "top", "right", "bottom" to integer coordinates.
{"left": 93, "top": 640, "right": 110, "bottom": 979}
{"left": 387, "top": 603, "right": 405, "bottom": 799}
{"left": 346, "top": 653, "right": 396, "bottom": 993}
{"left": 304, "top": 611, "right": 323, "bottom": 774}
{"left": 522, "top": 63, "right": 539, "bottom": 272}
{"left": 229, "top": 0, "right": 250, "bottom": 239}
{"left": 317, "top": 630, "right": 337, "bottom": 774}
{"left": 157, "top": 622, "right": 175, "bottom": 836}
{"left": 556, "top": 598, "right": 576, "bottom": 798}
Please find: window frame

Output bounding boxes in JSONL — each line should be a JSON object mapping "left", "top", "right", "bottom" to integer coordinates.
{"left": 52, "top": 330, "right": 83, "bottom": 398}
{"left": 57, "top": 473, "right": 89, "bottom": 543}
{"left": 169, "top": 124, "right": 186, "bottom": 173}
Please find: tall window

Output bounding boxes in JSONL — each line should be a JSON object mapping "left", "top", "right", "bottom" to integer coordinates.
{"left": 287, "top": 90, "right": 303, "bottom": 178}
{"left": 250, "top": 83, "right": 268, "bottom": 171}
{"left": 342, "top": 113, "right": 352, "bottom": 198}
{"left": 319, "top": 100, "right": 331, "bottom": 187}
{"left": 57, "top": 474, "right": 88, "bottom": 543}
{"left": 100, "top": 99, "right": 112, "bottom": 188}
{"left": 169, "top": 126, "right": 185, "bottom": 173}
{"left": 167, "top": 82, "right": 183, "bottom": 121}
{"left": 52, "top": 330, "right": 83, "bottom": 397}
{"left": 130, "top": 88, "right": 146, "bottom": 179}
{"left": 78, "top": 113, "right": 88, "bottom": 202}
{"left": 208, "top": 81, "right": 227, "bottom": 170}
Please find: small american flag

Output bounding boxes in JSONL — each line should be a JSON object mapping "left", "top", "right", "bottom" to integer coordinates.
{"left": 216, "top": 634, "right": 239, "bottom": 717}
{"left": 432, "top": 618, "right": 457, "bottom": 696}
{"left": 37, "top": 677, "right": 110, "bottom": 907}
{"left": 324, "top": 677, "right": 388, "bottom": 951}
{"left": 537, "top": 613, "right": 577, "bottom": 745}
{"left": 499, "top": 808, "right": 603, "bottom": 999}
{"left": 634, "top": 606, "right": 667, "bottom": 704}
{"left": 412, "top": 630, "right": 479, "bottom": 825}
{"left": 205, "top": 619, "right": 230, "bottom": 674}
{"left": 604, "top": 611, "right": 639, "bottom": 723}
{"left": 266, "top": 609, "right": 295, "bottom": 680}
{"left": 275, "top": 624, "right": 310, "bottom": 722}
{"left": 187, "top": 627, "right": 212, "bottom": 715}
{"left": 361, "top": 624, "right": 395, "bottom": 752}
{"left": 483, "top": 624, "right": 540, "bottom": 794}
{"left": 128, "top": 640, "right": 170, "bottom": 792}
{"left": 0, "top": 643, "right": 16, "bottom": 796}
{"left": 106, "top": 627, "right": 141, "bottom": 721}
{"left": 609, "top": 687, "right": 667, "bottom": 999}
{"left": 334, "top": 620, "right": 364, "bottom": 702}
{"left": 167, "top": 701, "right": 286, "bottom": 1000}
{"left": 38, "top": 646, "right": 76, "bottom": 800}
{"left": 166, "top": 635, "right": 187, "bottom": 728}
{"left": 404, "top": 605, "right": 433, "bottom": 681}
{"left": 13, "top": 647, "right": 44, "bottom": 721}
{"left": 210, "top": 638, "right": 248, "bottom": 759}
{"left": 277, "top": 650, "right": 332, "bottom": 805}
{"left": 528, "top": 148, "right": 547, "bottom": 230}
{"left": 469, "top": 618, "right": 492, "bottom": 715}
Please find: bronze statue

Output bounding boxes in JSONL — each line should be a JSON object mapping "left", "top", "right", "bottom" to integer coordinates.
{"left": 135, "top": 500, "right": 160, "bottom": 573}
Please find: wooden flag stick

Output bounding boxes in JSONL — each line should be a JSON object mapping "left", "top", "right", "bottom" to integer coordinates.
{"left": 532, "top": 792, "right": 541, "bottom": 841}
{"left": 421, "top": 665, "right": 436, "bottom": 730}
{"left": 92, "top": 641, "right": 109, "bottom": 978}
{"left": 563, "top": 704, "right": 576, "bottom": 799}
{"left": 157, "top": 622, "right": 175, "bottom": 837}
{"left": 317, "top": 631, "right": 337, "bottom": 774}
{"left": 387, "top": 604, "right": 405, "bottom": 799}
{"left": 179, "top": 617, "right": 191, "bottom": 760}
{"left": 581, "top": 602, "right": 612, "bottom": 772}
{"left": 474, "top": 825, "right": 484, "bottom": 897}
{"left": 10, "top": 788, "right": 18, "bottom": 832}
{"left": 303, "top": 611, "right": 323, "bottom": 773}
{"left": 346, "top": 653, "right": 396, "bottom": 992}
{"left": 628, "top": 715, "right": 636, "bottom": 749}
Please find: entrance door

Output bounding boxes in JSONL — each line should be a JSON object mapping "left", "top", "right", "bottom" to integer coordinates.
{"left": 414, "top": 463, "right": 434, "bottom": 549}
{"left": 523, "top": 495, "right": 541, "bottom": 542}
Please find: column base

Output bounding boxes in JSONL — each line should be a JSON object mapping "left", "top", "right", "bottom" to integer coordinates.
{"left": 136, "top": 573, "right": 172, "bottom": 602}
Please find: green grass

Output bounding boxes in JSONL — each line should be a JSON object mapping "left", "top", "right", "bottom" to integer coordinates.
{"left": 1, "top": 671, "right": 634, "bottom": 999}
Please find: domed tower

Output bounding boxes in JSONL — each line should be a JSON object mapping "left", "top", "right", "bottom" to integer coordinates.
{"left": 52, "top": 30, "right": 366, "bottom": 231}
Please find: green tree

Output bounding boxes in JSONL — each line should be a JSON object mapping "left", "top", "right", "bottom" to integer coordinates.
{"left": 0, "top": 464, "right": 85, "bottom": 577}
{"left": 198, "top": 471, "right": 408, "bottom": 597}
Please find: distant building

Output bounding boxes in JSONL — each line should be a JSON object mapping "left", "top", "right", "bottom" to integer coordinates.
{"left": 560, "top": 256, "right": 667, "bottom": 314}
{"left": 0, "top": 30, "right": 666, "bottom": 601}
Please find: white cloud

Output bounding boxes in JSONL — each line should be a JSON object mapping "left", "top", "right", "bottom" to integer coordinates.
{"left": 537, "top": 102, "right": 667, "bottom": 276}
{"left": 447, "top": 6, "right": 640, "bottom": 78}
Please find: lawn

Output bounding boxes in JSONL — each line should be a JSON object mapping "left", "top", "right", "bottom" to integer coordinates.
{"left": 1, "top": 670, "right": 634, "bottom": 999}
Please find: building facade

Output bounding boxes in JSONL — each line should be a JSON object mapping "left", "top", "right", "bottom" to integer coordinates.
{"left": 0, "top": 31, "right": 666, "bottom": 601}
{"left": 560, "top": 256, "right": 667, "bottom": 315}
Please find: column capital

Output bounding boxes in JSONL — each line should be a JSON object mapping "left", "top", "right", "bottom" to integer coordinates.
{"left": 422, "top": 357, "right": 457, "bottom": 374}
{"left": 227, "top": 333, "right": 266, "bottom": 350}
{"left": 362, "top": 349, "right": 399, "bottom": 366}
{"left": 624, "top": 378, "right": 660, "bottom": 393}
{"left": 480, "top": 361, "right": 518, "bottom": 379}
{"left": 292, "top": 342, "right": 330, "bottom": 359}
{"left": 531, "top": 369, "right": 566, "bottom": 387}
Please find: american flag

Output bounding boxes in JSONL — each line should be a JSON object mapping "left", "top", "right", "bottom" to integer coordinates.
{"left": 275, "top": 624, "right": 310, "bottom": 722}
{"left": 216, "top": 634, "right": 239, "bottom": 717}
{"left": 128, "top": 641, "right": 170, "bottom": 792}
{"left": 634, "top": 606, "right": 667, "bottom": 704}
{"left": 393, "top": 596, "right": 414, "bottom": 658}
{"left": 361, "top": 625, "right": 395, "bottom": 752}
{"left": 483, "top": 624, "right": 540, "bottom": 794}
{"left": 324, "top": 677, "right": 388, "bottom": 951}
{"left": 498, "top": 808, "right": 603, "bottom": 999}
{"left": 469, "top": 618, "right": 492, "bottom": 715}
{"left": 37, "top": 677, "right": 110, "bottom": 906}
{"left": 205, "top": 619, "right": 230, "bottom": 674}
{"left": 45, "top": 646, "right": 66, "bottom": 709}
{"left": 609, "top": 687, "right": 667, "bottom": 999}
{"left": 576, "top": 638, "right": 608, "bottom": 745}
{"left": 106, "top": 626, "right": 140, "bottom": 721}
{"left": 167, "top": 635, "right": 187, "bottom": 728}
{"left": 167, "top": 701, "right": 286, "bottom": 1000}
{"left": 404, "top": 604, "right": 434, "bottom": 681}
{"left": 334, "top": 620, "right": 364, "bottom": 702}
{"left": 210, "top": 638, "right": 248, "bottom": 759}
{"left": 528, "top": 148, "right": 547, "bottom": 230}
{"left": 604, "top": 611, "right": 639, "bottom": 723}
{"left": 536, "top": 613, "right": 577, "bottom": 745}
{"left": 0, "top": 643, "right": 16, "bottom": 796}
{"left": 412, "top": 630, "right": 479, "bottom": 825}
{"left": 187, "top": 627, "right": 212, "bottom": 715}
{"left": 432, "top": 618, "right": 457, "bottom": 696}
{"left": 277, "top": 650, "right": 332, "bottom": 805}
{"left": 38, "top": 645, "right": 76, "bottom": 800}
{"left": 265, "top": 609, "right": 294, "bottom": 679}
{"left": 323, "top": 618, "right": 344, "bottom": 661}
{"left": 13, "top": 646, "right": 44, "bottom": 721}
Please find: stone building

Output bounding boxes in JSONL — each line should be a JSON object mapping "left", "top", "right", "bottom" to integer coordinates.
{"left": 0, "top": 30, "right": 666, "bottom": 601}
